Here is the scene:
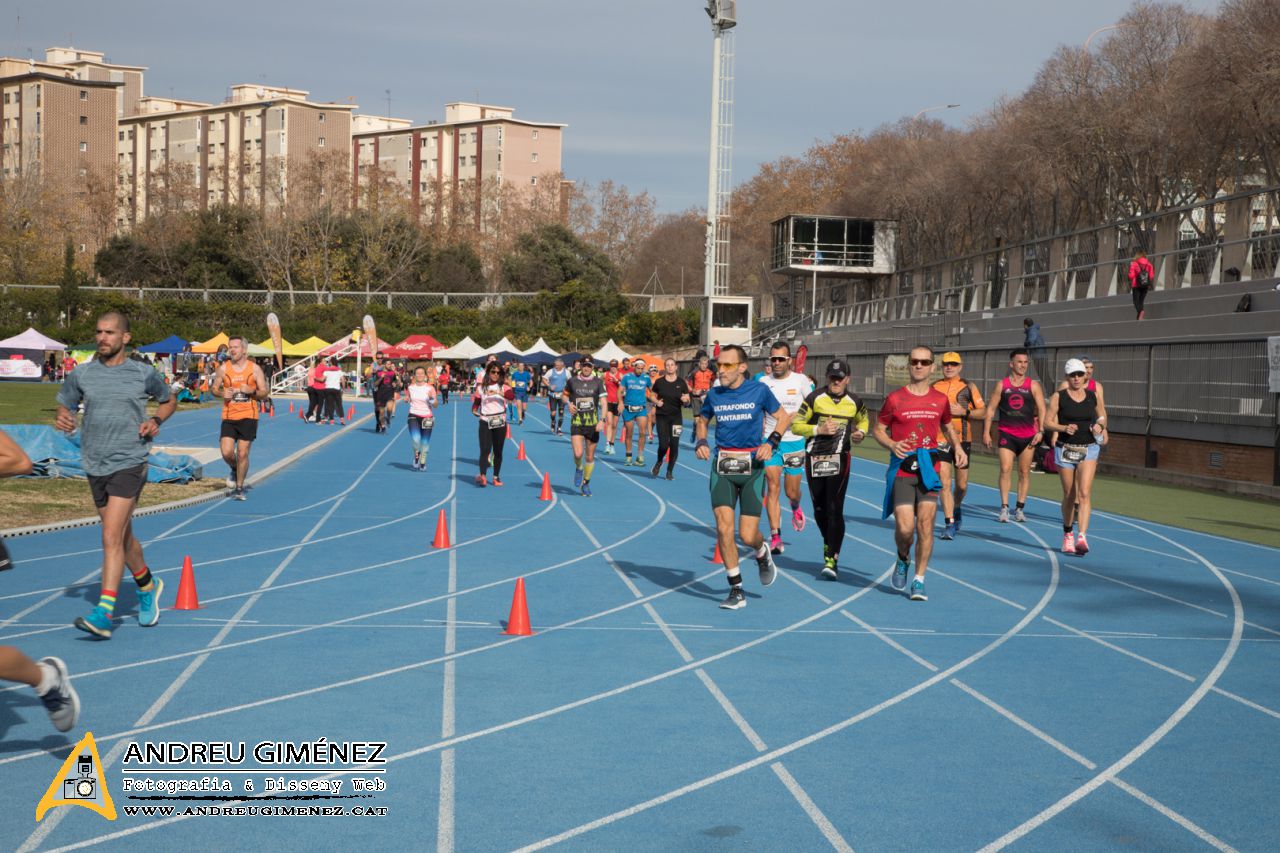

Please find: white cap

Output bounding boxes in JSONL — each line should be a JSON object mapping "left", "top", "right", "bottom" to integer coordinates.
{"left": 1064, "top": 358, "right": 1087, "bottom": 375}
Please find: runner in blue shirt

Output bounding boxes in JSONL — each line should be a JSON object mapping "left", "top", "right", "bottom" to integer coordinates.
{"left": 619, "top": 361, "right": 652, "bottom": 466}
{"left": 695, "top": 344, "right": 791, "bottom": 611}
{"left": 510, "top": 363, "right": 532, "bottom": 424}
{"left": 544, "top": 358, "right": 571, "bottom": 435}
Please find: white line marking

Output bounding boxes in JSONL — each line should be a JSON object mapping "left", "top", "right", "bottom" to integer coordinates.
{"left": 770, "top": 762, "right": 856, "bottom": 853}
{"left": 1043, "top": 618, "right": 1196, "bottom": 683}
{"left": 950, "top": 679, "right": 1097, "bottom": 770}
{"left": 1108, "top": 777, "right": 1238, "bottom": 852}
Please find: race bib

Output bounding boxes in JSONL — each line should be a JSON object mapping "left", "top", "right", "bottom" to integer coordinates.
{"left": 626, "top": 404, "right": 646, "bottom": 413}
{"left": 715, "top": 449, "right": 753, "bottom": 476}
{"left": 1061, "top": 444, "right": 1088, "bottom": 464}
{"left": 575, "top": 397, "right": 596, "bottom": 412}
{"left": 810, "top": 453, "right": 841, "bottom": 478}
{"left": 422, "top": 416, "right": 435, "bottom": 430}
{"left": 231, "top": 391, "right": 250, "bottom": 403}
{"left": 486, "top": 414, "right": 507, "bottom": 429}
{"left": 671, "top": 424, "right": 684, "bottom": 437}
{"left": 782, "top": 450, "right": 806, "bottom": 470}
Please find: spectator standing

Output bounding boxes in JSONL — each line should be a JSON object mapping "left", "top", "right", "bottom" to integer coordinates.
{"left": 1023, "top": 317, "right": 1048, "bottom": 384}
{"left": 1128, "top": 251, "right": 1155, "bottom": 320}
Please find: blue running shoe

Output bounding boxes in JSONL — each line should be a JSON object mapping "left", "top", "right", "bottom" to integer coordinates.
{"left": 137, "top": 577, "right": 164, "bottom": 628}
{"left": 581, "top": 481, "right": 592, "bottom": 497}
{"left": 909, "top": 577, "right": 928, "bottom": 601}
{"left": 954, "top": 505, "right": 963, "bottom": 532}
{"left": 574, "top": 468, "right": 584, "bottom": 488}
{"left": 940, "top": 522, "right": 956, "bottom": 541}
{"left": 74, "top": 606, "right": 113, "bottom": 639}
{"left": 892, "top": 558, "right": 909, "bottom": 590}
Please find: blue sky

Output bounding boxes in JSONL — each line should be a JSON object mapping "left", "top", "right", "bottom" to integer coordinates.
{"left": 6, "top": 1, "right": 1220, "bottom": 212}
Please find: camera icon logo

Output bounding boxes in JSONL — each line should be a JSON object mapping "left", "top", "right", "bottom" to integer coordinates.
{"left": 62, "top": 755, "right": 97, "bottom": 800}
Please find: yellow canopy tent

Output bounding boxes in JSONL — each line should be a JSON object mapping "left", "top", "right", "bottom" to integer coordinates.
{"left": 256, "top": 337, "right": 311, "bottom": 357}
{"left": 291, "top": 336, "right": 331, "bottom": 357}
{"left": 191, "top": 332, "right": 229, "bottom": 354}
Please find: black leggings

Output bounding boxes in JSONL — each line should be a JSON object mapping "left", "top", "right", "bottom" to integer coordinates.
{"left": 654, "top": 415, "right": 681, "bottom": 471}
{"left": 807, "top": 454, "right": 851, "bottom": 556}
{"left": 478, "top": 422, "right": 506, "bottom": 477}
{"left": 1132, "top": 286, "right": 1149, "bottom": 318}
{"left": 324, "top": 389, "right": 342, "bottom": 421}
{"left": 549, "top": 398, "right": 566, "bottom": 431}
{"left": 306, "top": 388, "right": 322, "bottom": 419}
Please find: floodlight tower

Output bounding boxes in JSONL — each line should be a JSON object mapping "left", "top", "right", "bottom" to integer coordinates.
{"left": 703, "top": 1, "right": 736, "bottom": 299}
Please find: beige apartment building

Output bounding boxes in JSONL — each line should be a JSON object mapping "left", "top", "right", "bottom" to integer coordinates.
{"left": 44, "top": 47, "right": 146, "bottom": 119}
{"left": 117, "top": 84, "right": 355, "bottom": 226}
{"left": 352, "top": 102, "right": 565, "bottom": 227}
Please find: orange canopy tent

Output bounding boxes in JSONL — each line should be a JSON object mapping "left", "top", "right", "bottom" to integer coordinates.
{"left": 191, "top": 332, "right": 229, "bottom": 354}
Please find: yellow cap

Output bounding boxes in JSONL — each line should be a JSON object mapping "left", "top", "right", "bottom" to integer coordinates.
{"left": 941, "top": 352, "right": 963, "bottom": 365}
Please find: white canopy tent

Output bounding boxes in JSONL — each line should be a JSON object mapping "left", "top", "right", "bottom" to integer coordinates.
{"left": 520, "top": 337, "right": 559, "bottom": 357}
{"left": 591, "top": 339, "right": 633, "bottom": 363}
{"left": 478, "top": 336, "right": 519, "bottom": 357}
{"left": 434, "top": 336, "right": 485, "bottom": 360}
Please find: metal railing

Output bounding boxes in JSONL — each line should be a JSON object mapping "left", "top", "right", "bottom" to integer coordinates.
{"left": 270, "top": 343, "right": 357, "bottom": 395}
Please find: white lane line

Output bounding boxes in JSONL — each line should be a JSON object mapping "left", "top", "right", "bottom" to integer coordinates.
{"left": 950, "top": 679, "right": 1097, "bottom": 770}
{"left": 438, "top": 485, "right": 459, "bottom": 853}
{"left": 1108, "top": 778, "right": 1238, "bottom": 853}
{"left": 1043, "top": 618, "right": 1196, "bottom": 682}
{"left": 770, "top": 762, "right": 856, "bottom": 853}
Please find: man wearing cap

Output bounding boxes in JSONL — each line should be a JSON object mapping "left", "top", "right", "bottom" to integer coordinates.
{"left": 696, "top": 345, "right": 789, "bottom": 610}
{"left": 619, "top": 360, "right": 653, "bottom": 466}
{"left": 932, "top": 352, "right": 985, "bottom": 539}
{"left": 790, "top": 358, "right": 869, "bottom": 579}
{"left": 545, "top": 358, "right": 571, "bottom": 435}
{"left": 758, "top": 341, "right": 814, "bottom": 555}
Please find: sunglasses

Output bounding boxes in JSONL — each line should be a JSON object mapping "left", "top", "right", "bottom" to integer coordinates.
{"left": 769, "top": 356, "right": 789, "bottom": 363}
{"left": 942, "top": 361, "right": 961, "bottom": 367}
{"left": 716, "top": 361, "right": 740, "bottom": 370}
{"left": 909, "top": 359, "right": 934, "bottom": 366}
{"left": 828, "top": 374, "right": 848, "bottom": 381}
{"left": 1068, "top": 371, "right": 1086, "bottom": 378}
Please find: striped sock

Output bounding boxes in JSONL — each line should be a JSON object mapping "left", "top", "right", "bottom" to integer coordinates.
{"left": 98, "top": 589, "right": 118, "bottom": 616}
{"left": 130, "top": 566, "right": 154, "bottom": 592}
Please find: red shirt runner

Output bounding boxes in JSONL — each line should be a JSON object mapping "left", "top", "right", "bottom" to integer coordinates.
{"left": 878, "top": 387, "right": 952, "bottom": 477}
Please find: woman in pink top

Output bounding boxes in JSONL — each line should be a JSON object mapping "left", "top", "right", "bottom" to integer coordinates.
{"left": 1128, "top": 251, "right": 1155, "bottom": 320}
{"left": 307, "top": 362, "right": 328, "bottom": 422}
{"left": 405, "top": 367, "right": 438, "bottom": 470}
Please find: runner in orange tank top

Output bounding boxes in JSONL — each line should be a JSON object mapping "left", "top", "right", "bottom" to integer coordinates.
{"left": 212, "top": 336, "right": 268, "bottom": 501}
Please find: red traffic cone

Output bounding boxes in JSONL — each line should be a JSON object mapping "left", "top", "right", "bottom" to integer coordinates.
{"left": 298, "top": 407, "right": 306, "bottom": 420}
{"left": 269, "top": 403, "right": 275, "bottom": 418}
{"left": 432, "top": 509, "right": 450, "bottom": 549}
{"left": 502, "top": 577, "right": 534, "bottom": 635}
{"left": 711, "top": 542, "right": 724, "bottom": 564}
{"left": 517, "top": 440, "right": 526, "bottom": 460}
{"left": 174, "top": 555, "right": 200, "bottom": 610}
{"left": 348, "top": 404, "right": 355, "bottom": 420}
{"left": 506, "top": 424, "right": 513, "bottom": 440}
{"left": 538, "top": 472, "right": 553, "bottom": 501}
{"left": 288, "top": 401, "right": 294, "bottom": 413}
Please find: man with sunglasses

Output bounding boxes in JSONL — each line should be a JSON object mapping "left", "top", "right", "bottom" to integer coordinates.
{"left": 696, "top": 345, "right": 791, "bottom": 610}
{"left": 932, "top": 352, "right": 985, "bottom": 539}
{"left": 687, "top": 354, "right": 715, "bottom": 445}
{"left": 873, "top": 346, "right": 966, "bottom": 602}
{"left": 758, "top": 342, "right": 814, "bottom": 555}
{"left": 565, "top": 359, "right": 607, "bottom": 496}
{"left": 619, "top": 360, "right": 653, "bottom": 466}
{"left": 983, "top": 348, "right": 1046, "bottom": 523}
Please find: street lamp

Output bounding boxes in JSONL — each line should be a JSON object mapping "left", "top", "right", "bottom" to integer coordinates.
{"left": 1083, "top": 23, "right": 1122, "bottom": 52}
{"left": 912, "top": 103, "right": 960, "bottom": 123}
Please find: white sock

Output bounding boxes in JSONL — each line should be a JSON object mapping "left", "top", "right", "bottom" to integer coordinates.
{"left": 35, "top": 661, "right": 58, "bottom": 696}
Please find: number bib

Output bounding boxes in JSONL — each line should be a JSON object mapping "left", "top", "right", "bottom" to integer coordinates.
{"left": 671, "top": 423, "right": 684, "bottom": 437}
{"left": 1060, "top": 443, "right": 1089, "bottom": 464}
{"left": 486, "top": 414, "right": 507, "bottom": 429}
{"left": 422, "top": 416, "right": 435, "bottom": 430}
{"left": 575, "top": 397, "right": 596, "bottom": 413}
{"left": 715, "top": 449, "right": 753, "bottom": 476}
{"left": 231, "top": 391, "right": 250, "bottom": 403}
{"left": 782, "top": 450, "right": 806, "bottom": 470}
{"left": 809, "top": 454, "right": 842, "bottom": 478}
{"left": 625, "top": 404, "right": 646, "bottom": 413}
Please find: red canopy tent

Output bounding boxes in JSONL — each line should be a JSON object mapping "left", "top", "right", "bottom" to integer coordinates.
{"left": 385, "top": 334, "right": 446, "bottom": 359}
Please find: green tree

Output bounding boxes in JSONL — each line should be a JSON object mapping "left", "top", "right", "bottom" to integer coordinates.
{"left": 58, "top": 239, "right": 86, "bottom": 328}
{"left": 501, "top": 223, "right": 618, "bottom": 293}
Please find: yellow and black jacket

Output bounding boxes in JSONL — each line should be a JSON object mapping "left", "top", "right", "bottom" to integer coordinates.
{"left": 790, "top": 388, "right": 870, "bottom": 455}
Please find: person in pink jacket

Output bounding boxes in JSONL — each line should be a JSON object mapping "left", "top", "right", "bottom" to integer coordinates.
{"left": 1128, "top": 251, "right": 1155, "bottom": 320}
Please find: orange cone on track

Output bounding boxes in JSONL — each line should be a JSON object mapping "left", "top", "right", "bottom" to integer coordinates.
{"left": 348, "top": 404, "right": 355, "bottom": 420}
{"left": 538, "top": 472, "right": 553, "bottom": 501}
{"left": 288, "top": 401, "right": 294, "bottom": 413}
{"left": 269, "top": 404, "right": 275, "bottom": 418}
{"left": 502, "top": 577, "right": 534, "bottom": 635}
{"left": 506, "top": 424, "right": 513, "bottom": 440}
{"left": 711, "top": 542, "right": 724, "bottom": 564}
{"left": 174, "top": 556, "right": 200, "bottom": 610}
{"left": 298, "top": 407, "right": 305, "bottom": 420}
{"left": 517, "top": 441, "right": 526, "bottom": 460}
{"left": 432, "top": 509, "right": 450, "bottom": 549}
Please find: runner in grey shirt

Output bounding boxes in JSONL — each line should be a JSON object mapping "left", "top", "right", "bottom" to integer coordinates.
{"left": 56, "top": 311, "right": 175, "bottom": 640}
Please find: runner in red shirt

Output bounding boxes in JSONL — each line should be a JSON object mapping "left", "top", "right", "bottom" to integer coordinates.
{"left": 603, "top": 361, "right": 622, "bottom": 454}
{"left": 873, "top": 346, "right": 966, "bottom": 602}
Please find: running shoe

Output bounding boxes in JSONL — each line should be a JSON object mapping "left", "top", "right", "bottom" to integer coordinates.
{"left": 74, "top": 606, "right": 113, "bottom": 639}
{"left": 637, "top": 455, "right": 646, "bottom": 467}
{"left": 665, "top": 470, "right": 674, "bottom": 480}
{"left": 581, "top": 481, "right": 592, "bottom": 497}
{"left": 606, "top": 443, "right": 615, "bottom": 455}
{"left": 940, "top": 522, "right": 956, "bottom": 541}
{"left": 136, "top": 577, "right": 164, "bottom": 628}
{"left": 719, "top": 586, "right": 746, "bottom": 610}
{"left": 1062, "top": 532, "right": 1076, "bottom": 555}
{"left": 493, "top": 477, "right": 504, "bottom": 487}
{"left": 38, "top": 657, "right": 80, "bottom": 732}
{"left": 909, "top": 577, "right": 928, "bottom": 601}
{"left": 1014, "top": 507, "right": 1027, "bottom": 523}
{"left": 769, "top": 532, "right": 784, "bottom": 556}
{"left": 475, "top": 474, "right": 487, "bottom": 487}
{"left": 954, "top": 505, "right": 964, "bottom": 532}
{"left": 821, "top": 556, "right": 838, "bottom": 581}
{"left": 233, "top": 488, "right": 246, "bottom": 501}
{"left": 756, "top": 545, "right": 778, "bottom": 587}
{"left": 1074, "top": 534, "right": 1090, "bottom": 555}
{"left": 625, "top": 456, "right": 634, "bottom": 467}
{"left": 651, "top": 461, "right": 662, "bottom": 477}
{"left": 892, "top": 557, "right": 910, "bottom": 590}
{"left": 998, "top": 505, "right": 1010, "bottom": 523}
{"left": 574, "top": 468, "right": 584, "bottom": 488}
{"left": 225, "top": 474, "right": 236, "bottom": 488}
{"left": 792, "top": 506, "right": 806, "bottom": 532}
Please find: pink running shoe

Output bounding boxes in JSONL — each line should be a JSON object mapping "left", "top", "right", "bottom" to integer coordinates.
{"left": 1062, "top": 532, "right": 1076, "bottom": 555}
{"left": 792, "top": 506, "right": 806, "bottom": 532}
{"left": 769, "top": 532, "right": 784, "bottom": 556}
{"left": 1074, "top": 534, "right": 1089, "bottom": 555}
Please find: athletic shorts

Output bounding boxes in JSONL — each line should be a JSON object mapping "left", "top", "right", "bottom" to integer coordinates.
{"left": 938, "top": 441, "right": 972, "bottom": 470}
{"left": 1054, "top": 442, "right": 1100, "bottom": 470}
{"left": 764, "top": 438, "right": 807, "bottom": 475}
{"left": 87, "top": 463, "right": 147, "bottom": 509}
{"left": 220, "top": 418, "right": 259, "bottom": 442}
{"left": 571, "top": 424, "right": 601, "bottom": 443}
{"left": 622, "top": 405, "right": 647, "bottom": 424}
{"left": 997, "top": 431, "right": 1035, "bottom": 456}
{"left": 892, "top": 475, "right": 938, "bottom": 508}
{"left": 607, "top": 402, "right": 619, "bottom": 416}
{"left": 374, "top": 389, "right": 395, "bottom": 406}
{"left": 709, "top": 460, "right": 765, "bottom": 517}
{"left": 515, "top": 390, "right": 528, "bottom": 402}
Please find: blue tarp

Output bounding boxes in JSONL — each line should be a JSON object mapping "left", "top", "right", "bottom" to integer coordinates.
{"left": 136, "top": 334, "right": 191, "bottom": 354}
{"left": 0, "top": 425, "right": 203, "bottom": 483}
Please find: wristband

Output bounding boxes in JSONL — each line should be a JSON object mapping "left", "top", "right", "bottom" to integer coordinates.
{"left": 766, "top": 431, "right": 782, "bottom": 450}
{"left": 150, "top": 415, "right": 163, "bottom": 428}
{"left": 696, "top": 439, "right": 709, "bottom": 450}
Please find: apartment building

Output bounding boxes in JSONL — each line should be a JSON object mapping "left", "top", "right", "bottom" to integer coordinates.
{"left": 0, "top": 58, "right": 120, "bottom": 184}
{"left": 117, "top": 84, "right": 355, "bottom": 226}
{"left": 352, "top": 102, "right": 565, "bottom": 227}
{"left": 44, "top": 47, "right": 146, "bottom": 118}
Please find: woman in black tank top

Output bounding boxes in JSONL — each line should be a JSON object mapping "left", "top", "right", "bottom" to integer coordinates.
{"left": 1044, "top": 362, "right": 1109, "bottom": 556}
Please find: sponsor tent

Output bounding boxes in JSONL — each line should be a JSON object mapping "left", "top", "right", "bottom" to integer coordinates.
{"left": 257, "top": 337, "right": 312, "bottom": 358}
{"left": 434, "top": 336, "right": 484, "bottom": 360}
{"left": 191, "top": 332, "right": 229, "bottom": 354}
{"left": 291, "top": 336, "right": 331, "bottom": 357}
{"left": 591, "top": 339, "right": 632, "bottom": 364}
{"left": 477, "top": 336, "right": 520, "bottom": 357}
{"left": 135, "top": 334, "right": 191, "bottom": 354}
{"left": 386, "top": 334, "right": 446, "bottom": 359}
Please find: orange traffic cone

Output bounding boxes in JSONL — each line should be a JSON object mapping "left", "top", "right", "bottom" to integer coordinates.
{"left": 174, "top": 555, "right": 200, "bottom": 610}
{"left": 711, "top": 542, "right": 724, "bottom": 564}
{"left": 269, "top": 403, "right": 275, "bottom": 418}
{"left": 288, "top": 401, "right": 294, "bottom": 413}
{"left": 517, "top": 441, "right": 526, "bottom": 460}
{"left": 348, "top": 404, "right": 355, "bottom": 420}
{"left": 538, "top": 472, "right": 553, "bottom": 501}
{"left": 298, "top": 407, "right": 306, "bottom": 420}
{"left": 502, "top": 577, "right": 534, "bottom": 635}
{"left": 432, "top": 509, "right": 450, "bottom": 549}
{"left": 506, "top": 424, "right": 513, "bottom": 440}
